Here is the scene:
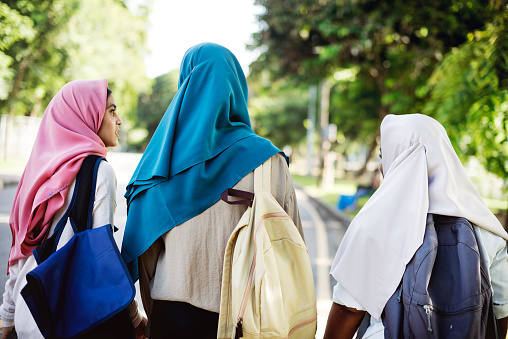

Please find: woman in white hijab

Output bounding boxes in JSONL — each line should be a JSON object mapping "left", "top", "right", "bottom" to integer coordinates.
{"left": 324, "top": 114, "right": 508, "bottom": 338}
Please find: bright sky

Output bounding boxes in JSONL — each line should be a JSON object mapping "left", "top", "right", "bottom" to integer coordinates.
{"left": 144, "top": 0, "right": 264, "bottom": 79}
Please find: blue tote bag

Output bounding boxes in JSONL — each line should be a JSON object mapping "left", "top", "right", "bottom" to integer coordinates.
{"left": 21, "top": 156, "right": 135, "bottom": 339}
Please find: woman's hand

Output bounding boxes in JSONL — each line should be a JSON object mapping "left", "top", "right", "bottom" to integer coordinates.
{"left": 135, "top": 317, "right": 147, "bottom": 339}
{"left": 1, "top": 327, "right": 14, "bottom": 339}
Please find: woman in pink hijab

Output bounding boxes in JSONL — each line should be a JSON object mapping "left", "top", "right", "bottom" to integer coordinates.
{"left": 0, "top": 80, "right": 145, "bottom": 339}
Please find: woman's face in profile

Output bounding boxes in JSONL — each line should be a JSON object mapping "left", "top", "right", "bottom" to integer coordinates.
{"left": 98, "top": 94, "right": 122, "bottom": 147}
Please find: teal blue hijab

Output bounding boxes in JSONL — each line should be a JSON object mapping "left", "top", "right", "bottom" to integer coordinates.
{"left": 121, "top": 43, "right": 281, "bottom": 279}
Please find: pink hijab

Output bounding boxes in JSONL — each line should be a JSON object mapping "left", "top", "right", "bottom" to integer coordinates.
{"left": 8, "top": 79, "right": 109, "bottom": 269}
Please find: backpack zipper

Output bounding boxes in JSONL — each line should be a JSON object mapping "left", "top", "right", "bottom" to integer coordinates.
{"left": 417, "top": 303, "right": 484, "bottom": 334}
{"left": 234, "top": 212, "right": 292, "bottom": 338}
{"left": 397, "top": 287, "right": 402, "bottom": 303}
{"left": 234, "top": 318, "right": 243, "bottom": 339}
{"left": 423, "top": 305, "right": 433, "bottom": 333}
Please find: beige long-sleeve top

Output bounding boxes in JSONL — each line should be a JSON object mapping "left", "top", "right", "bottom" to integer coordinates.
{"left": 138, "top": 154, "right": 303, "bottom": 317}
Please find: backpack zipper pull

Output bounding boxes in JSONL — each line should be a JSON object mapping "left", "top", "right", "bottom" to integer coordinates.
{"left": 423, "top": 305, "right": 433, "bottom": 333}
{"left": 397, "top": 287, "right": 402, "bottom": 303}
{"left": 235, "top": 317, "right": 243, "bottom": 339}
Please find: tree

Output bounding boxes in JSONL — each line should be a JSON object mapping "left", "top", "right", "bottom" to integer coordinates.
{"left": 135, "top": 69, "right": 179, "bottom": 149}
{"left": 0, "top": 2, "right": 35, "bottom": 100}
{"left": 252, "top": 0, "right": 497, "bottom": 172}
{"left": 248, "top": 73, "right": 309, "bottom": 149}
{"left": 63, "top": 0, "right": 151, "bottom": 123}
{"left": 0, "top": 0, "right": 80, "bottom": 116}
{"left": 0, "top": 0, "right": 151, "bottom": 122}
{"left": 424, "top": 7, "right": 508, "bottom": 185}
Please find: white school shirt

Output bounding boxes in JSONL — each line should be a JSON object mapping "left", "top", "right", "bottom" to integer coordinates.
{"left": 332, "top": 225, "right": 508, "bottom": 338}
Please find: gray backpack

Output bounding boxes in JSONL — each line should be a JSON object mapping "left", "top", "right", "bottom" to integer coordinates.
{"left": 380, "top": 214, "right": 499, "bottom": 338}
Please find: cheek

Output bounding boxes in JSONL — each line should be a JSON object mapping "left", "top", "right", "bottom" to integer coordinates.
{"left": 105, "top": 116, "right": 115, "bottom": 131}
{"left": 98, "top": 117, "right": 113, "bottom": 139}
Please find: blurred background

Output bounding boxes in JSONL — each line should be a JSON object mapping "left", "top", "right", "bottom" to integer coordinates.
{"left": 1, "top": 0, "right": 507, "bottom": 225}
{"left": 1, "top": 1, "right": 508, "bottom": 336}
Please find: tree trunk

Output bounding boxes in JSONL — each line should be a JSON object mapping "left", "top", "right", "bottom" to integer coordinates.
{"left": 6, "top": 59, "right": 29, "bottom": 115}
{"left": 306, "top": 84, "right": 318, "bottom": 176}
{"left": 355, "top": 136, "right": 379, "bottom": 177}
{"left": 355, "top": 94, "right": 388, "bottom": 177}
{"left": 4, "top": 60, "right": 29, "bottom": 161}
{"left": 317, "top": 79, "right": 332, "bottom": 188}
{"left": 354, "top": 51, "right": 391, "bottom": 177}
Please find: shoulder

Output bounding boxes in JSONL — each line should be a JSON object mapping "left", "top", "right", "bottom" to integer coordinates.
{"left": 271, "top": 153, "right": 294, "bottom": 185}
{"left": 474, "top": 225, "right": 507, "bottom": 261}
{"left": 269, "top": 153, "right": 291, "bottom": 180}
{"left": 97, "top": 159, "right": 116, "bottom": 178}
{"left": 96, "top": 159, "right": 117, "bottom": 192}
{"left": 270, "top": 152, "right": 289, "bottom": 168}
{"left": 268, "top": 153, "right": 298, "bottom": 204}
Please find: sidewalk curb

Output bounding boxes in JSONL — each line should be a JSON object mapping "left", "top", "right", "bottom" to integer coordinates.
{"left": 295, "top": 184, "right": 352, "bottom": 228}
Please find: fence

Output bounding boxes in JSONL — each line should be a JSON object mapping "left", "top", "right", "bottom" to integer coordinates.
{"left": 0, "top": 114, "right": 41, "bottom": 162}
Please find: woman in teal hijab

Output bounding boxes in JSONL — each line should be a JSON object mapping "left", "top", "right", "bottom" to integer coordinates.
{"left": 122, "top": 43, "right": 301, "bottom": 338}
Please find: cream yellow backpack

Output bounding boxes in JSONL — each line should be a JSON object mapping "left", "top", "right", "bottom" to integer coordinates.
{"left": 218, "top": 158, "right": 317, "bottom": 339}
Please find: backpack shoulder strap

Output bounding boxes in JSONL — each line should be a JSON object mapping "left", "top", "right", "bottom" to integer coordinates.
{"left": 220, "top": 157, "right": 273, "bottom": 206}
{"left": 33, "top": 155, "right": 104, "bottom": 264}
{"left": 254, "top": 158, "right": 271, "bottom": 193}
{"left": 69, "top": 155, "right": 104, "bottom": 233}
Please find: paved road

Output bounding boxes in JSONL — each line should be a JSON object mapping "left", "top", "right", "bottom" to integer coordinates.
{"left": 0, "top": 186, "right": 15, "bottom": 287}
{"left": 0, "top": 152, "right": 349, "bottom": 336}
{"left": 296, "top": 189, "right": 348, "bottom": 337}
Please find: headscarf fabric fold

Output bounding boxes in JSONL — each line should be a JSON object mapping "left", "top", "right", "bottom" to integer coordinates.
{"left": 9, "top": 79, "right": 109, "bottom": 268}
{"left": 330, "top": 113, "right": 508, "bottom": 319}
{"left": 122, "top": 43, "right": 281, "bottom": 278}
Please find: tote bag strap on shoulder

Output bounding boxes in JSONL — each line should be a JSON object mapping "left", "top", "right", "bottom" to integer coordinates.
{"left": 33, "top": 155, "right": 104, "bottom": 264}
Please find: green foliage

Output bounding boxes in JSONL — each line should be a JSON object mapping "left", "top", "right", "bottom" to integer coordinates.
{"left": 0, "top": 0, "right": 81, "bottom": 114}
{"left": 0, "top": 3, "right": 35, "bottom": 50}
{"left": 248, "top": 74, "right": 308, "bottom": 149}
{"left": 252, "top": 0, "right": 491, "bottom": 81}
{"left": 251, "top": 0, "right": 508, "bottom": 182}
{"left": 424, "top": 11, "right": 508, "bottom": 184}
{"left": 251, "top": 0, "right": 498, "bottom": 161}
{"left": 135, "top": 70, "right": 179, "bottom": 149}
{"left": 0, "top": 0, "right": 150, "bottom": 123}
{"left": 329, "top": 70, "right": 379, "bottom": 142}
{"left": 63, "top": 0, "right": 151, "bottom": 123}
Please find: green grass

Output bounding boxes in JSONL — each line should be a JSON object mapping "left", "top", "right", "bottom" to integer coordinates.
{"left": 290, "top": 174, "right": 319, "bottom": 188}
{"left": 484, "top": 198, "right": 508, "bottom": 213}
{"left": 291, "top": 174, "right": 362, "bottom": 215}
{"left": 292, "top": 175, "right": 357, "bottom": 197}
{"left": 291, "top": 174, "right": 508, "bottom": 220}
{"left": 0, "top": 160, "right": 26, "bottom": 169}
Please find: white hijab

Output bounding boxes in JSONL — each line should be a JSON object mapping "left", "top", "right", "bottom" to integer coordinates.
{"left": 330, "top": 113, "right": 508, "bottom": 319}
